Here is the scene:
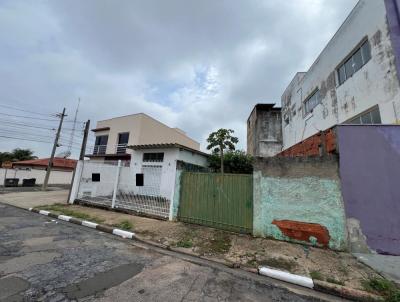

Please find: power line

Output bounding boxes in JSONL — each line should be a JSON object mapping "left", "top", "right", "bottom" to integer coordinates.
{"left": 0, "top": 120, "right": 56, "bottom": 130}
{"left": 0, "top": 103, "right": 56, "bottom": 117}
{"left": 0, "top": 112, "right": 60, "bottom": 122}
{"left": 0, "top": 128, "right": 55, "bottom": 139}
{"left": 0, "top": 135, "right": 53, "bottom": 144}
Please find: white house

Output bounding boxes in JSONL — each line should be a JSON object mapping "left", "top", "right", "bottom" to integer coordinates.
{"left": 70, "top": 143, "right": 209, "bottom": 220}
{"left": 281, "top": 0, "right": 400, "bottom": 149}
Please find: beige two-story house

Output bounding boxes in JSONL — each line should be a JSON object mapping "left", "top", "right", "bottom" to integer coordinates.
{"left": 87, "top": 113, "right": 200, "bottom": 161}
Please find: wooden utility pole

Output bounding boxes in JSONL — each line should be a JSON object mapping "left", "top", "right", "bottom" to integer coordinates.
{"left": 67, "top": 119, "right": 90, "bottom": 202}
{"left": 79, "top": 120, "right": 90, "bottom": 160}
{"left": 42, "top": 108, "right": 66, "bottom": 191}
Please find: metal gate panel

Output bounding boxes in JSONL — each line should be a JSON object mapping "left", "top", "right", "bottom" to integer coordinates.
{"left": 178, "top": 172, "right": 253, "bottom": 233}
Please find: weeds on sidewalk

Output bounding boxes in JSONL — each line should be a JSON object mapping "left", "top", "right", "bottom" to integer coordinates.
{"left": 113, "top": 220, "right": 133, "bottom": 231}
{"left": 310, "top": 270, "right": 324, "bottom": 280}
{"left": 362, "top": 277, "right": 400, "bottom": 302}
{"left": 35, "top": 204, "right": 104, "bottom": 224}
{"left": 197, "top": 231, "right": 231, "bottom": 256}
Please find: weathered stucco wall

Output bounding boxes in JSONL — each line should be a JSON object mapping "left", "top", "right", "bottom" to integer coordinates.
{"left": 247, "top": 105, "right": 282, "bottom": 157}
{"left": 385, "top": 0, "right": 400, "bottom": 89}
{"left": 337, "top": 125, "right": 400, "bottom": 255}
{"left": 253, "top": 157, "right": 347, "bottom": 251}
{"left": 282, "top": 0, "right": 400, "bottom": 149}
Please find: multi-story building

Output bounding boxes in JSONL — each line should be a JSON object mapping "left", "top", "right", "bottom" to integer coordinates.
{"left": 87, "top": 113, "right": 200, "bottom": 161}
{"left": 281, "top": 0, "right": 400, "bottom": 149}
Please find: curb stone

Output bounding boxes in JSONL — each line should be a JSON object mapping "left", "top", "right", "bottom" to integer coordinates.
{"left": 28, "top": 208, "right": 135, "bottom": 239}
{"left": 28, "top": 207, "right": 383, "bottom": 302}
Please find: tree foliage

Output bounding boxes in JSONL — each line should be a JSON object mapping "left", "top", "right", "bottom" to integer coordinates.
{"left": 206, "top": 129, "right": 239, "bottom": 174}
{"left": 208, "top": 150, "right": 253, "bottom": 174}
{"left": 0, "top": 148, "right": 37, "bottom": 166}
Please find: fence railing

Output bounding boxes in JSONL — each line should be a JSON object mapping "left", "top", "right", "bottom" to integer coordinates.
{"left": 91, "top": 143, "right": 128, "bottom": 155}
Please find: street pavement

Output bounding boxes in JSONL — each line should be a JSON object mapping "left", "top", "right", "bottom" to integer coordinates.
{"left": 0, "top": 203, "right": 344, "bottom": 301}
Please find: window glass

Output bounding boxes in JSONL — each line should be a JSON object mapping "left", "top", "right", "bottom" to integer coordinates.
{"left": 338, "top": 65, "right": 346, "bottom": 85}
{"left": 118, "top": 132, "right": 129, "bottom": 144}
{"left": 143, "top": 152, "right": 164, "bottom": 162}
{"left": 361, "top": 112, "right": 372, "bottom": 124}
{"left": 371, "top": 107, "right": 382, "bottom": 124}
{"left": 95, "top": 135, "right": 108, "bottom": 146}
{"left": 361, "top": 41, "right": 371, "bottom": 63}
{"left": 304, "top": 90, "right": 320, "bottom": 115}
{"left": 349, "top": 117, "right": 361, "bottom": 124}
{"left": 352, "top": 49, "right": 363, "bottom": 73}
{"left": 92, "top": 173, "right": 100, "bottom": 182}
{"left": 344, "top": 58, "right": 354, "bottom": 79}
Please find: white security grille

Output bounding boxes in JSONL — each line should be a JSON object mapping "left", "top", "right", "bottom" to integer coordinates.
{"left": 76, "top": 161, "right": 170, "bottom": 219}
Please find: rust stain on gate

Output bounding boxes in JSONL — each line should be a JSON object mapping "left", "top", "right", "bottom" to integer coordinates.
{"left": 178, "top": 172, "right": 253, "bottom": 234}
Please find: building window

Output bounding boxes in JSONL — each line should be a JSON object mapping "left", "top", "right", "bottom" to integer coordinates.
{"left": 143, "top": 152, "right": 164, "bottom": 162}
{"left": 93, "top": 135, "right": 108, "bottom": 155}
{"left": 304, "top": 89, "right": 320, "bottom": 116}
{"left": 92, "top": 173, "right": 100, "bottom": 182}
{"left": 117, "top": 132, "right": 129, "bottom": 154}
{"left": 347, "top": 106, "right": 381, "bottom": 124}
{"left": 338, "top": 40, "right": 371, "bottom": 85}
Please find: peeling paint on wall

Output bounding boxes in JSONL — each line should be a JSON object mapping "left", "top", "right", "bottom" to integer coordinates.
{"left": 253, "top": 157, "right": 347, "bottom": 251}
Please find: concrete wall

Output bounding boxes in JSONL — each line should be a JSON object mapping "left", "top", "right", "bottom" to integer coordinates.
{"left": 337, "top": 125, "right": 400, "bottom": 255}
{"left": 282, "top": 0, "right": 400, "bottom": 149}
{"left": 0, "top": 168, "right": 73, "bottom": 185}
{"left": 247, "top": 105, "right": 282, "bottom": 157}
{"left": 253, "top": 156, "right": 347, "bottom": 251}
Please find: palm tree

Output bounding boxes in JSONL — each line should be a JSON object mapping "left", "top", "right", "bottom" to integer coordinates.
{"left": 206, "top": 129, "right": 238, "bottom": 174}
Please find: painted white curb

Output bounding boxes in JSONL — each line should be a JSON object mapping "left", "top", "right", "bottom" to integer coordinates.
{"left": 39, "top": 210, "right": 50, "bottom": 216}
{"left": 113, "top": 229, "right": 135, "bottom": 239}
{"left": 82, "top": 221, "right": 98, "bottom": 229}
{"left": 259, "top": 267, "right": 314, "bottom": 289}
{"left": 58, "top": 215, "right": 71, "bottom": 222}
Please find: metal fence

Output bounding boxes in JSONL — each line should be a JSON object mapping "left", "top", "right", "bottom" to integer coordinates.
{"left": 178, "top": 172, "right": 253, "bottom": 233}
{"left": 76, "top": 160, "right": 170, "bottom": 219}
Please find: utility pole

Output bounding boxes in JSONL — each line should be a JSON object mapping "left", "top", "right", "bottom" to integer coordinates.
{"left": 42, "top": 108, "right": 67, "bottom": 191}
{"left": 67, "top": 119, "right": 90, "bottom": 202}
{"left": 79, "top": 120, "right": 90, "bottom": 160}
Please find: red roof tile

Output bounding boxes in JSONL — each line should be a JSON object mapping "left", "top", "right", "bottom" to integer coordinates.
{"left": 12, "top": 157, "right": 77, "bottom": 170}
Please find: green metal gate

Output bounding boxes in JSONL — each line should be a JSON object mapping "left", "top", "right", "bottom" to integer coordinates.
{"left": 178, "top": 172, "right": 253, "bottom": 233}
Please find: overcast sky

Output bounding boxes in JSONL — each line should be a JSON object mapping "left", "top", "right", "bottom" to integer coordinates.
{"left": 0, "top": 0, "right": 358, "bottom": 158}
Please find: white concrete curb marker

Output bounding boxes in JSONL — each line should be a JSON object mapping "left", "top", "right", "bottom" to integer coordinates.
{"left": 58, "top": 215, "right": 71, "bottom": 222}
{"left": 113, "top": 229, "right": 135, "bottom": 239}
{"left": 82, "top": 221, "right": 98, "bottom": 229}
{"left": 259, "top": 267, "right": 314, "bottom": 289}
{"left": 29, "top": 208, "right": 136, "bottom": 241}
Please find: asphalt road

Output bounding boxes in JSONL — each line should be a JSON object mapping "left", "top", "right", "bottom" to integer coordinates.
{"left": 0, "top": 203, "right": 342, "bottom": 302}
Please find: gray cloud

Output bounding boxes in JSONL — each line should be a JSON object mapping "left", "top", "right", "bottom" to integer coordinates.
{"left": 0, "top": 0, "right": 357, "bottom": 157}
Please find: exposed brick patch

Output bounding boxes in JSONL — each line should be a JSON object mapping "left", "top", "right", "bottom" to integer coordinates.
{"left": 272, "top": 220, "right": 331, "bottom": 247}
{"left": 278, "top": 127, "right": 337, "bottom": 157}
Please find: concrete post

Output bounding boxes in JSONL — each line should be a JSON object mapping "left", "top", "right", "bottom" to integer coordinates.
{"left": 68, "top": 160, "right": 84, "bottom": 204}
{"left": 111, "top": 160, "right": 122, "bottom": 209}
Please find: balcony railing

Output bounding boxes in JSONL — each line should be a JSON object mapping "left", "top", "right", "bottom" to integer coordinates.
{"left": 93, "top": 145, "right": 106, "bottom": 155}
{"left": 116, "top": 143, "right": 127, "bottom": 154}
{"left": 91, "top": 144, "right": 127, "bottom": 155}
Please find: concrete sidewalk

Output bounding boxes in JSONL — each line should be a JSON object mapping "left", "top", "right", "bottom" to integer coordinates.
{"left": 0, "top": 188, "right": 69, "bottom": 209}
{"left": 354, "top": 253, "right": 400, "bottom": 285}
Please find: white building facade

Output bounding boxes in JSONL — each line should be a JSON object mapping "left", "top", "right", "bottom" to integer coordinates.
{"left": 281, "top": 0, "right": 400, "bottom": 149}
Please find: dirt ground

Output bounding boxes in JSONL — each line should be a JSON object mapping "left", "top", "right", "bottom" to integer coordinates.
{"left": 32, "top": 202, "right": 381, "bottom": 291}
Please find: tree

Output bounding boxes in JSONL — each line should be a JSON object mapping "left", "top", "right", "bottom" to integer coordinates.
{"left": 0, "top": 148, "right": 37, "bottom": 166}
{"left": 206, "top": 129, "right": 238, "bottom": 174}
{"left": 208, "top": 150, "right": 253, "bottom": 174}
